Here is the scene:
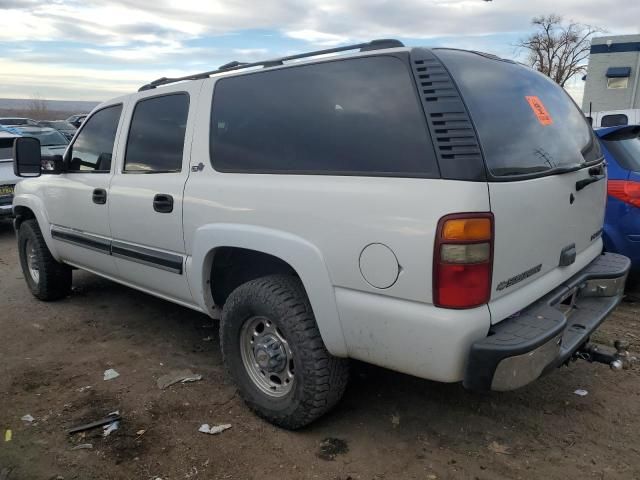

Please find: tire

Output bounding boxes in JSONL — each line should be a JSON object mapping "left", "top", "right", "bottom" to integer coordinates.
{"left": 221, "top": 274, "right": 349, "bottom": 429}
{"left": 18, "top": 219, "right": 72, "bottom": 301}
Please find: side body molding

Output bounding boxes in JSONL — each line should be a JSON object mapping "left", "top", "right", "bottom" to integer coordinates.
{"left": 188, "top": 223, "right": 348, "bottom": 357}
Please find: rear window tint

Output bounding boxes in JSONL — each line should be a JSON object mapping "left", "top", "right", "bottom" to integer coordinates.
{"left": 435, "top": 49, "right": 601, "bottom": 178}
{"left": 602, "top": 127, "right": 640, "bottom": 171}
{"left": 601, "top": 114, "right": 628, "bottom": 127}
{"left": 210, "top": 56, "right": 438, "bottom": 177}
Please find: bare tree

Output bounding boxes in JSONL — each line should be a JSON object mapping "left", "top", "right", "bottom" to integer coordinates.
{"left": 516, "top": 15, "right": 604, "bottom": 87}
{"left": 27, "top": 93, "right": 49, "bottom": 120}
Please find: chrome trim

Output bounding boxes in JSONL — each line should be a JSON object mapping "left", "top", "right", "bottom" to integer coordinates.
{"left": 491, "top": 334, "right": 562, "bottom": 391}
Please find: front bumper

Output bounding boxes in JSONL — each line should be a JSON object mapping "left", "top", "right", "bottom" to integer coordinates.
{"left": 464, "top": 252, "right": 630, "bottom": 392}
{"left": 0, "top": 202, "right": 12, "bottom": 217}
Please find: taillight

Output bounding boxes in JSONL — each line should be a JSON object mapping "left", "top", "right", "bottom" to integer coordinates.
{"left": 433, "top": 213, "right": 493, "bottom": 309}
{"left": 608, "top": 180, "right": 640, "bottom": 208}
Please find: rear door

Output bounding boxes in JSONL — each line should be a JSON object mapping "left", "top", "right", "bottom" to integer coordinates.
{"left": 435, "top": 50, "right": 606, "bottom": 321}
{"left": 108, "top": 85, "right": 200, "bottom": 305}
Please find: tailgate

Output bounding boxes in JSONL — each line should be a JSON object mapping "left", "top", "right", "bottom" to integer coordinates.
{"left": 489, "top": 168, "right": 606, "bottom": 302}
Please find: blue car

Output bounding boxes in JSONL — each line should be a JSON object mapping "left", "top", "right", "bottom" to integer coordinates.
{"left": 597, "top": 125, "right": 640, "bottom": 272}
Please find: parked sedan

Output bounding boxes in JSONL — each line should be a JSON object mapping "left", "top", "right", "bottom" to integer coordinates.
{"left": 65, "top": 114, "right": 87, "bottom": 128}
{"left": 597, "top": 125, "right": 640, "bottom": 272}
{"left": 0, "top": 117, "right": 39, "bottom": 127}
{"left": 7, "top": 126, "right": 69, "bottom": 157}
{"left": 38, "top": 120, "right": 77, "bottom": 141}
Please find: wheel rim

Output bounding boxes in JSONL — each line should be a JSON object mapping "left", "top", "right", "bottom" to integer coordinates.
{"left": 240, "top": 316, "right": 295, "bottom": 398}
{"left": 25, "top": 238, "right": 40, "bottom": 285}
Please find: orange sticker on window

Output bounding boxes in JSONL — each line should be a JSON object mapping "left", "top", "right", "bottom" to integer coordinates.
{"left": 525, "top": 96, "right": 553, "bottom": 126}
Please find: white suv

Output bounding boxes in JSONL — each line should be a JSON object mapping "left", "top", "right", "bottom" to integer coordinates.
{"left": 11, "top": 40, "right": 631, "bottom": 428}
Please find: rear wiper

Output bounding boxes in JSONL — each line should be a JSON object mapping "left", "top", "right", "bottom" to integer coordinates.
{"left": 575, "top": 164, "right": 605, "bottom": 191}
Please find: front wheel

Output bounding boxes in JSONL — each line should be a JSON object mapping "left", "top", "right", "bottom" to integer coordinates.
{"left": 220, "top": 274, "right": 349, "bottom": 429}
{"left": 18, "top": 219, "right": 72, "bottom": 301}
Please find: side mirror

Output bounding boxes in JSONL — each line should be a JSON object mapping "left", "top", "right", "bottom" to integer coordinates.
{"left": 13, "top": 137, "right": 42, "bottom": 178}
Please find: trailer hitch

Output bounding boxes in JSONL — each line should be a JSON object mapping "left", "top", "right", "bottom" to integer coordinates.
{"left": 575, "top": 340, "right": 637, "bottom": 371}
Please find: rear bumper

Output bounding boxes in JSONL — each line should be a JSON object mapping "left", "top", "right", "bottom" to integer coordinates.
{"left": 463, "top": 252, "right": 630, "bottom": 392}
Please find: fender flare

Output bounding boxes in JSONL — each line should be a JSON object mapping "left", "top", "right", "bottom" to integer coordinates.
{"left": 188, "top": 223, "right": 348, "bottom": 357}
{"left": 12, "top": 194, "right": 61, "bottom": 261}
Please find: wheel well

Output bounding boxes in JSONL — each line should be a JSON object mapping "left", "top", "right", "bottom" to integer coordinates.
{"left": 211, "top": 247, "right": 298, "bottom": 306}
{"left": 13, "top": 205, "right": 35, "bottom": 229}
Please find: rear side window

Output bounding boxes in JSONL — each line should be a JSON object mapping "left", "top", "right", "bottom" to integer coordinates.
{"left": 602, "top": 127, "right": 640, "bottom": 171}
{"left": 68, "top": 104, "right": 122, "bottom": 172}
{"left": 124, "top": 93, "right": 189, "bottom": 173}
{"left": 601, "top": 114, "right": 628, "bottom": 127}
{"left": 210, "top": 56, "right": 438, "bottom": 177}
{"left": 435, "top": 49, "right": 601, "bottom": 178}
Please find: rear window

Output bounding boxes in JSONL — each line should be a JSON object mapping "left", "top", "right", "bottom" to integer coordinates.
{"left": 602, "top": 127, "right": 640, "bottom": 171}
{"left": 210, "top": 56, "right": 438, "bottom": 177}
{"left": 435, "top": 49, "right": 601, "bottom": 178}
{"left": 601, "top": 114, "right": 628, "bottom": 127}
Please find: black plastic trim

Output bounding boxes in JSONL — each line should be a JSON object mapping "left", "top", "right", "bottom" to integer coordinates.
{"left": 111, "top": 241, "right": 183, "bottom": 274}
{"left": 51, "top": 226, "right": 183, "bottom": 274}
{"left": 51, "top": 227, "right": 111, "bottom": 253}
{"left": 409, "top": 48, "right": 486, "bottom": 181}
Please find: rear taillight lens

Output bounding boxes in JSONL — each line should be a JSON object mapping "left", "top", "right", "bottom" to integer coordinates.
{"left": 433, "top": 213, "right": 493, "bottom": 309}
{"left": 608, "top": 180, "right": 640, "bottom": 208}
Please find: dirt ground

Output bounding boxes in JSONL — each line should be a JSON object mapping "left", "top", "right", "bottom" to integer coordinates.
{"left": 1, "top": 220, "right": 639, "bottom": 480}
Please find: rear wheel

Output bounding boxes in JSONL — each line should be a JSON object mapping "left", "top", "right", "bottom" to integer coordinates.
{"left": 221, "top": 274, "right": 349, "bottom": 429}
{"left": 18, "top": 219, "right": 72, "bottom": 301}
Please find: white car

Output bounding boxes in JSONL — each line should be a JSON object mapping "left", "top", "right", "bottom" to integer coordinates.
{"left": 11, "top": 40, "right": 632, "bottom": 428}
{"left": 0, "top": 130, "right": 20, "bottom": 218}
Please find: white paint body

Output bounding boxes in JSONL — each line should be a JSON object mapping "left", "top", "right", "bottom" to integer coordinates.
{"left": 590, "top": 108, "right": 640, "bottom": 127}
{"left": 13, "top": 48, "right": 606, "bottom": 384}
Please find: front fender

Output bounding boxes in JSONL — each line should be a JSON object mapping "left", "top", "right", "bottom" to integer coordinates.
{"left": 188, "top": 223, "right": 348, "bottom": 357}
{"left": 13, "top": 193, "right": 61, "bottom": 261}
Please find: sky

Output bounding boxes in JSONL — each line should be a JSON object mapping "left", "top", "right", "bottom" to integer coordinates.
{"left": 1, "top": 0, "right": 639, "bottom": 104}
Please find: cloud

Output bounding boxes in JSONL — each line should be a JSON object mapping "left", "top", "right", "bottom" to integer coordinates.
{"left": 1, "top": 0, "right": 638, "bottom": 100}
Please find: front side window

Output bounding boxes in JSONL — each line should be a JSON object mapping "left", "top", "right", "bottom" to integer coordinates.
{"left": 68, "top": 104, "right": 122, "bottom": 172}
{"left": 124, "top": 93, "right": 189, "bottom": 173}
{"left": 601, "top": 114, "right": 628, "bottom": 127}
{"left": 210, "top": 56, "right": 438, "bottom": 177}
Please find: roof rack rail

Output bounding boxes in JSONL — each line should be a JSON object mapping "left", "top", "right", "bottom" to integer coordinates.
{"left": 138, "top": 38, "right": 404, "bottom": 91}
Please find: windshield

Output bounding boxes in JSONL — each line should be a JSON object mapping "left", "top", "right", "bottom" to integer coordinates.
{"left": 1, "top": 118, "right": 35, "bottom": 126}
{"left": 434, "top": 49, "right": 601, "bottom": 178}
{"left": 602, "top": 127, "right": 640, "bottom": 171}
{"left": 16, "top": 128, "right": 68, "bottom": 146}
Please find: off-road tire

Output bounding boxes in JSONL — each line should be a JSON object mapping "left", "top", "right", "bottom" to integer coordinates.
{"left": 18, "top": 219, "right": 72, "bottom": 301}
{"left": 221, "top": 274, "right": 349, "bottom": 429}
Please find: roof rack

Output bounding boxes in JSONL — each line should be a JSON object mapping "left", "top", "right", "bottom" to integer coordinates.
{"left": 138, "top": 39, "right": 404, "bottom": 91}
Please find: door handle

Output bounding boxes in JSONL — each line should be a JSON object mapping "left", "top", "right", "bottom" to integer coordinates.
{"left": 153, "top": 193, "right": 174, "bottom": 213}
{"left": 92, "top": 188, "right": 107, "bottom": 204}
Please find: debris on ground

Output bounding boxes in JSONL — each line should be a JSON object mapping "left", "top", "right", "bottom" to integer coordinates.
{"left": 103, "top": 369, "right": 120, "bottom": 381}
{"left": 202, "top": 336, "right": 213, "bottom": 342}
{"left": 198, "top": 424, "right": 231, "bottom": 435}
{"left": 76, "top": 386, "right": 92, "bottom": 393}
{"left": 67, "top": 412, "right": 122, "bottom": 435}
{"left": 70, "top": 443, "right": 93, "bottom": 450}
{"left": 488, "top": 441, "right": 511, "bottom": 455}
{"left": 103, "top": 421, "right": 119, "bottom": 437}
{"left": 0, "top": 467, "right": 13, "bottom": 480}
{"left": 21, "top": 414, "right": 34, "bottom": 423}
{"left": 4, "top": 430, "right": 12, "bottom": 442}
{"left": 317, "top": 437, "right": 349, "bottom": 461}
{"left": 391, "top": 414, "right": 400, "bottom": 427}
{"left": 157, "top": 369, "right": 203, "bottom": 390}
{"left": 136, "top": 429, "right": 146, "bottom": 437}
{"left": 574, "top": 389, "right": 589, "bottom": 397}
